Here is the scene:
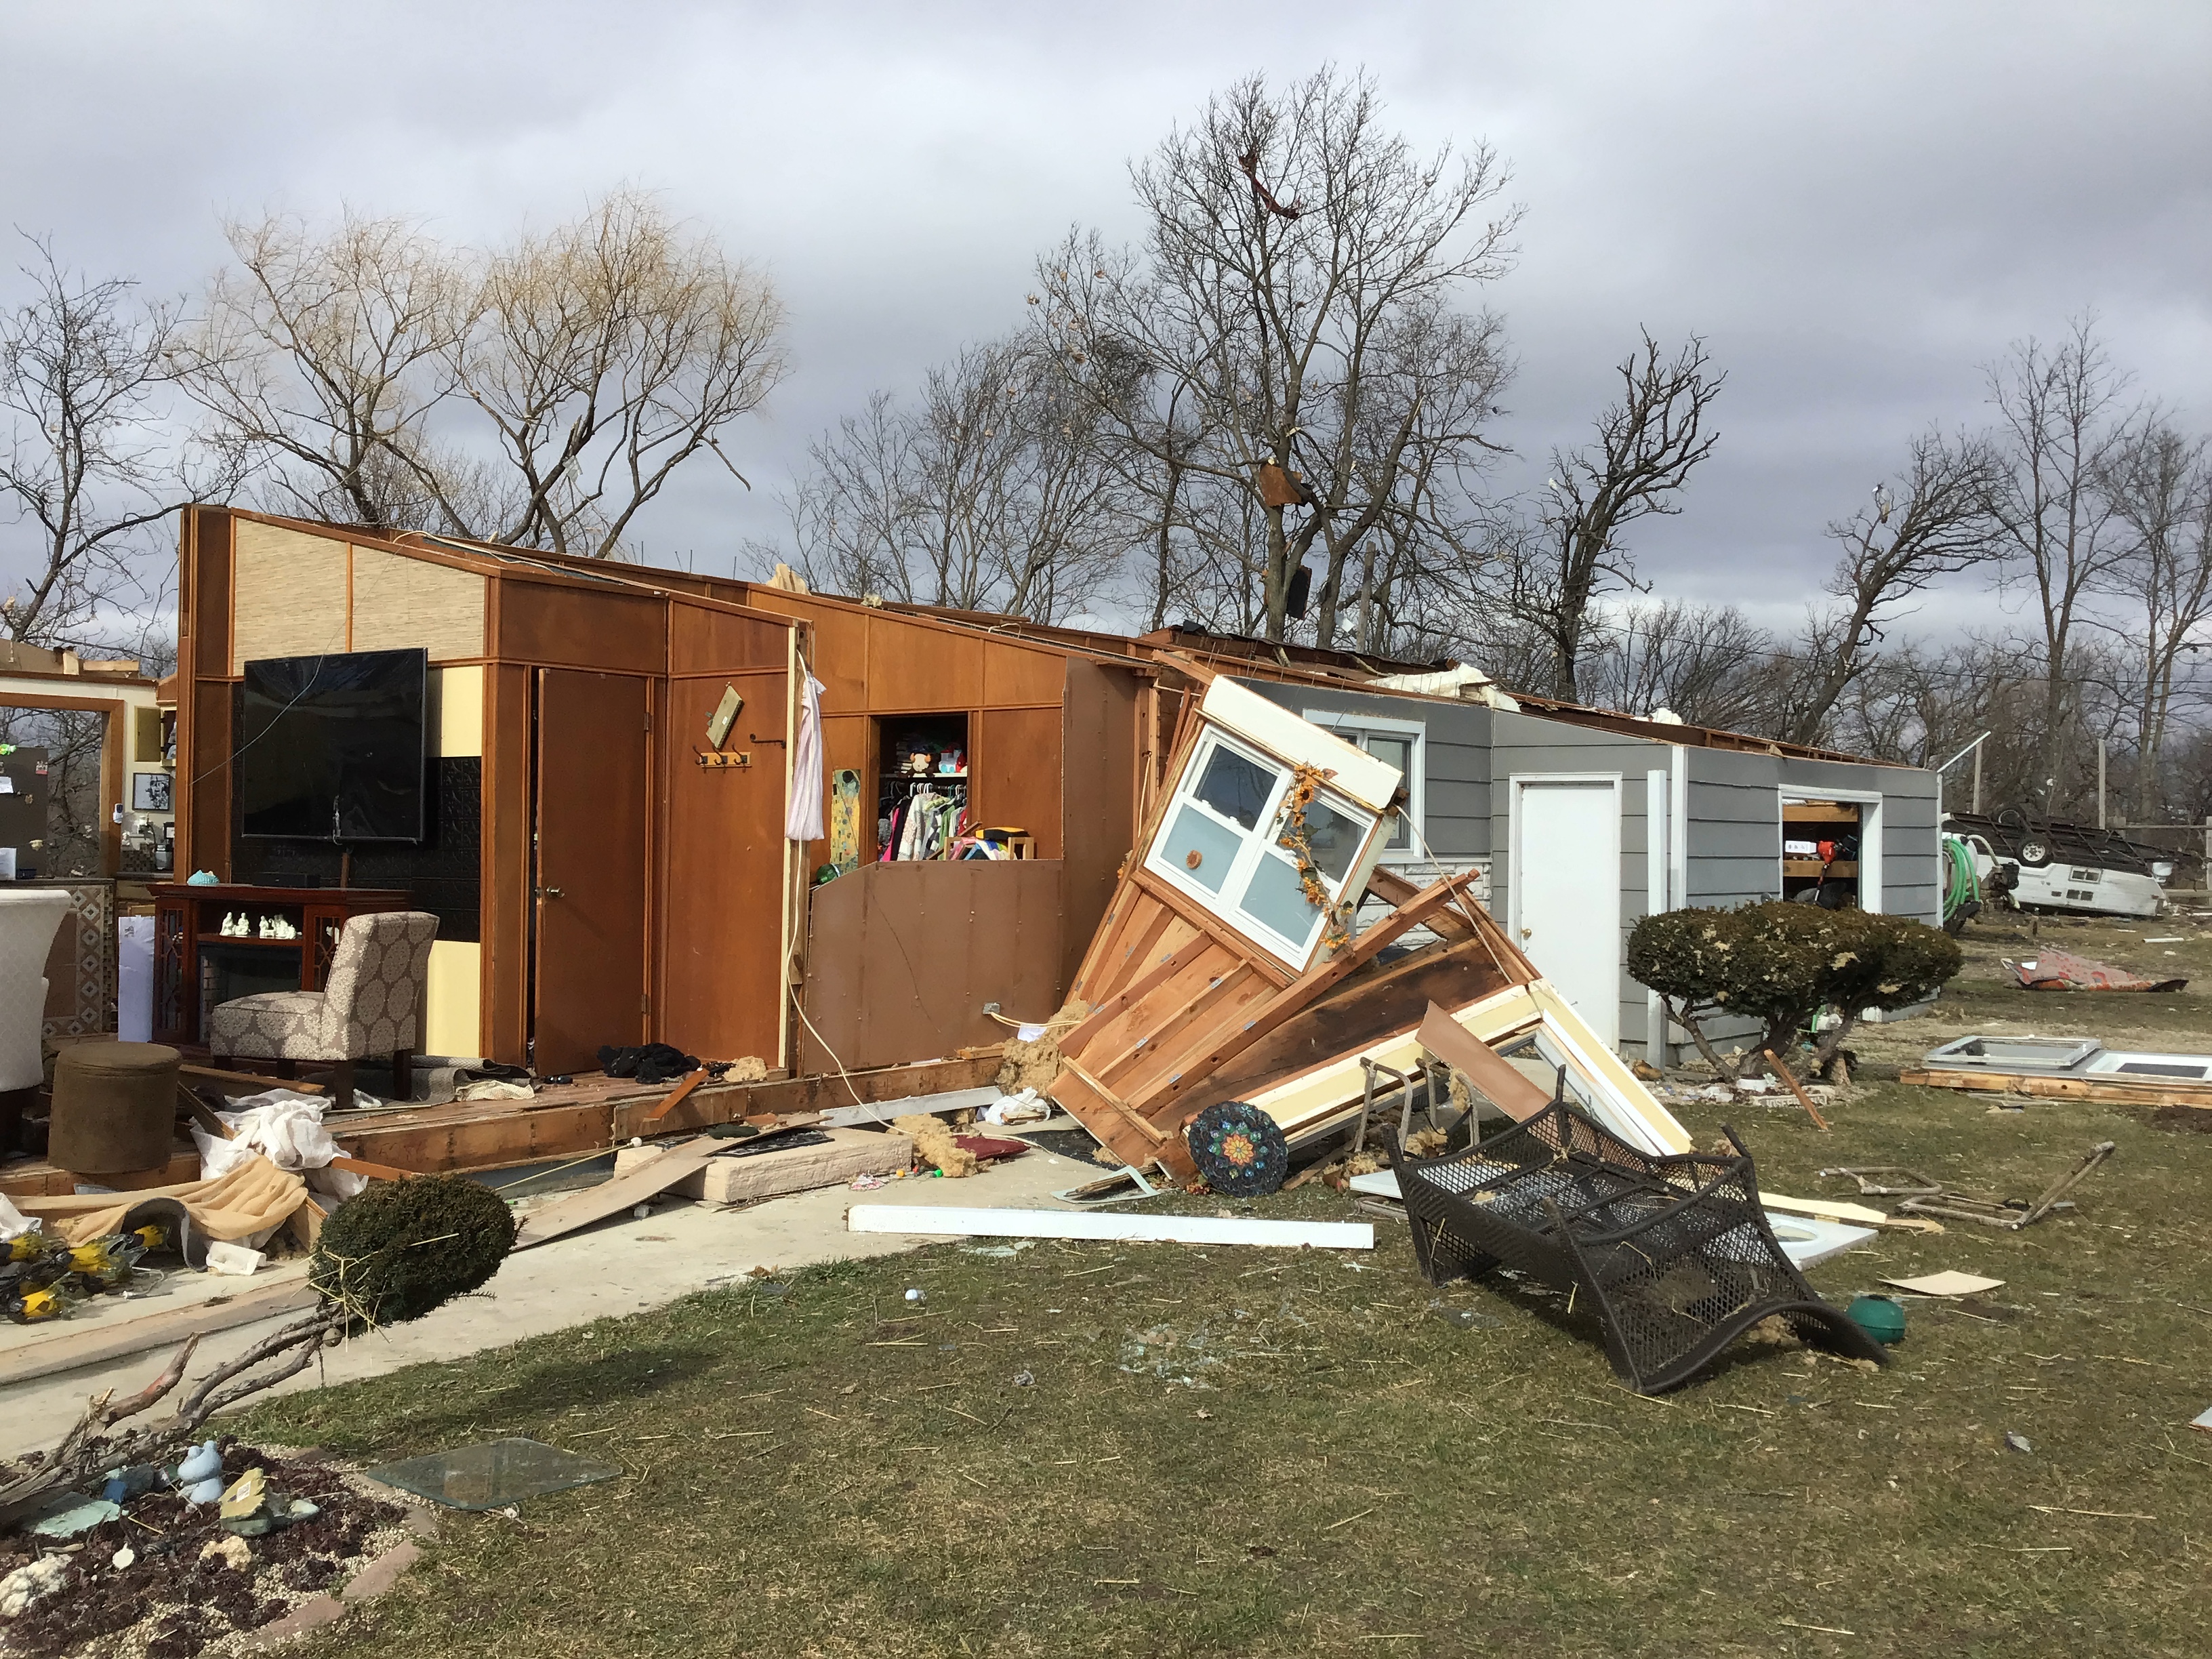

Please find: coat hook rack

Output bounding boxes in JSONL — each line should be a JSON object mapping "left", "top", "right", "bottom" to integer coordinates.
{"left": 695, "top": 747, "right": 752, "bottom": 769}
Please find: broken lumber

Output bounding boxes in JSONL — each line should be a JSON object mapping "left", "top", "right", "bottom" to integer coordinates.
{"left": 1903, "top": 1066, "right": 2212, "bottom": 1109}
{"left": 610, "top": 1127, "right": 912, "bottom": 1205}
{"left": 845, "top": 1204, "right": 1373, "bottom": 1249}
{"left": 511, "top": 1136, "right": 720, "bottom": 1249}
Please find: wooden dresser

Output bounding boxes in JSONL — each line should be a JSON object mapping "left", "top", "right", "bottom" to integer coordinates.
{"left": 150, "top": 883, "right": 411, "bottom": 1048}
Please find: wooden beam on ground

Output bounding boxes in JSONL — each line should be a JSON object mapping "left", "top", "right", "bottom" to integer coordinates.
{"left": 1765, "top": 1049, "right": 1830, "bottom": 1130}
{"left": 846, "top": 1204, "right": 1374, "bottom": 1250}
{"left": 3, "top": 1272, "right": 319, "bottom": 1388}
{"left": 325, "top": 1054, "right": 998, "bottom": 1176}
{"left": 182, "top": 1064, "right": 324, "bottom": 1097}
{"left": 1902, "top": 1067, "right": 2212, "bottom": 1109}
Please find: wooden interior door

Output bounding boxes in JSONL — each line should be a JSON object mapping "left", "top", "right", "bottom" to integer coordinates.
{"left": 657, "top": 668, "right": 789, "bottom": 1063}
{"left": 533, "top": 670, "right": 650, "bottom": 1074}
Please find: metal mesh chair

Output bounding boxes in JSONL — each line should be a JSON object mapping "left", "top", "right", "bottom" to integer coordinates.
{"left": 1399, "top": 1100, "right": 1888, "bottom": 1393}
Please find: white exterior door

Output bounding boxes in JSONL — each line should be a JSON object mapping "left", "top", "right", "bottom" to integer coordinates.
{"left": 1511, "top": 777, "right": 1622, "bottom": 1049}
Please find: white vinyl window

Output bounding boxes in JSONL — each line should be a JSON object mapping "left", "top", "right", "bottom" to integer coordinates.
{"left": 1305, "top": 710, "right": 1424, "bottom": 855}
{"left": 1143, "top": 728, "right": 1379, "bottom": 966}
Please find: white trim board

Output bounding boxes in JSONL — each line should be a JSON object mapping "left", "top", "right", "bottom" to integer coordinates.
{"left": 845, "top": 1205, "right": 1375, "bottom": 1250}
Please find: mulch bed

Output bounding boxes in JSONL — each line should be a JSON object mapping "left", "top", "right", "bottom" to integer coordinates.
{"left": 0, "top": 1441, "right": 411, "bottom": 1658}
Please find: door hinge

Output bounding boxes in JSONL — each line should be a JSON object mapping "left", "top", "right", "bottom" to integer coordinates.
{"left": 640, "top": 993, "right": 651, "bottom": 1014}
{"left": 643, "top": 708, "right": 652, "bottom": 733}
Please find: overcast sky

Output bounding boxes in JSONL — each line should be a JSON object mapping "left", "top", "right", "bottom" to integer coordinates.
{"left": 4, "top": 1, "right": 2209, "bottom": 636}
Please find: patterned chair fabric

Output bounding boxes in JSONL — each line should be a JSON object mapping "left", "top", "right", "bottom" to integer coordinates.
{"left": 209, "top": 912, "right": 440, "bottom": 1061}
{"left": 0, "top": 891, "right": 73, "bottom": 1091}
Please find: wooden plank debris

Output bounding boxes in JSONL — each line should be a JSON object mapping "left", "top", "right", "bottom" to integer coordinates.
{"left": 1903, "top": 1066, "right": 2212, "bottom": 1110}
{"left": 511, "top": 1136, "right": 722, "bottom": 1249}
{"left": 846, "top": 1204, "right": 1374, "bottom": 1249}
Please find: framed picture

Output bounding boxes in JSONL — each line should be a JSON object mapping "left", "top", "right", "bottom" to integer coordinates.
{"left": 131, "top": 771, "right": 174, "bottom": 813}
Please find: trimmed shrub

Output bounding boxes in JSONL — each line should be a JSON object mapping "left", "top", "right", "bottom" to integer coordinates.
{"left": 310, "top": 1175, "right": 517, "bottom": 1328}
{"left": 1629, "top": 901, "right": 1963, "bottom": 1082}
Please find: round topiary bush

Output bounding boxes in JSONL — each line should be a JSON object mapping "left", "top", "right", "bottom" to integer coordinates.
{"left": 310, "top": 1175, "right": 517, "bottom": 1328}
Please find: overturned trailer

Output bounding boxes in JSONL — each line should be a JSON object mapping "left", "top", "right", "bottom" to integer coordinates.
{"left": 1047, "top": 666, "right": 1689, "bottom": 1183}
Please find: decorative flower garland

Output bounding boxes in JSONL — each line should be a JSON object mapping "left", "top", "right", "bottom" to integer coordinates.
{"left": 1277, "top": 762, "right": 1355, "bottom": 950}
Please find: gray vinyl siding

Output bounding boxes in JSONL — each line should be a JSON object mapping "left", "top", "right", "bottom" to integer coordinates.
{"left": 1236, "top": 678, "right": 1941, "bottom": 1062}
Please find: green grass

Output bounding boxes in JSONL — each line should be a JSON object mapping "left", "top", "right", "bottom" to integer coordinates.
{"left": 239, "top": 916, "right": 2212, "bottom": 1658}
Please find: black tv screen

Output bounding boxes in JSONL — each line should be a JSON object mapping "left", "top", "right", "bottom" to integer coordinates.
{"left": 239, "top": 649, "right": 428, "bottom": 842}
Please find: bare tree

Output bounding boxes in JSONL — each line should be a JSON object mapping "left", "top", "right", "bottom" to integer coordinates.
{"left": 1782, "top": 428, "right": 1994, "bottom": 745}
{"left": 1576, "top": 600, "right": 1778, "bottom": 730}
{"left": 766, "top": 339, "right": 1124, "bottom": 622}
{"left": 2097, "top": 420, "right": 2212, "bottom": 819}
{"left": 1513, "top": 331, "right": 1724, "bottom": 701}
{"left": 449, "top": 190, "right": 787, "bottom": 558}
{"left": 180, "top": 210, "right": 468, "bottom": 531}
{"left": 1985, "top": 316, "right": 2135, "bottom": 813}
{"left": 1036, "top": 68, "right": 1518, "bottom": 642}
{"left": 181, "top": 194, "right": 785, "bottom": 557}
{"left": 0, "top": 237, "right": 213, "bottom": 647}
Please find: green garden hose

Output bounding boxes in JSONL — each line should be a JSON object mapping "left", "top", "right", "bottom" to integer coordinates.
{"left": 1941, "top": 834, "right": 1982, "bottom": 926}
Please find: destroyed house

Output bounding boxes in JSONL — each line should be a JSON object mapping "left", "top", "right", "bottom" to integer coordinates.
{"left": 165, "top": 507, "right": 1936, "bottom": 1084}
{"left": 1237, "top": 671, "right": 1941, "bottom": 1063}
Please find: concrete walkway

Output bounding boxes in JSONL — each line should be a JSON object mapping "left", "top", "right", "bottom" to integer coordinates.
{"left": 2, "top": 1136, "right": 1097, "bottom": 1459}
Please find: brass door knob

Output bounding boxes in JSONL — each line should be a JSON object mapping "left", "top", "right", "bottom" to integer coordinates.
{"left": 539, "top": 886, "right": 564, "bottom": 899}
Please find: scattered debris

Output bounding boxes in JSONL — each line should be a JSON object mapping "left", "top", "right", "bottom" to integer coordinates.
{"left": 360, "top": 1439, "right": 622, "bottom": 1511}
{"left": 1908, "top": 1036, "right": 2212, "bottom": 1109}
{"left": 847, "top": 1206, "right": 1374, "bottom": 1250}
{"left": 1398, "top": 1099, "right": 1886, "bottom": 1392}
{"left": 1896, "top": 1141, "right": 2117, "bottom": 1230}
{"left": 2005, "top": 1431, "right": 2033, "bottom": 1454}
{"left": 2004, "top": 947, "right": 2186, "bottom": 993}
{"left": 893, "top": 1113, "right": 979, "bottom": 1179}
{"left": 608, "top": 1126, "right": 907, "bottom": 1206}
{"left": 1883, "top": 1271, "right": 2005, "bottom": 1298}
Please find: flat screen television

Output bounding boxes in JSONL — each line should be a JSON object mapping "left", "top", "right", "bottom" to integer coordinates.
{"left": 238, "top": 649, "right": 428, "bottom": 842}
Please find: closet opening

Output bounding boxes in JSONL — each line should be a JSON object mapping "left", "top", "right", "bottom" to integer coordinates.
{"left": 873, "top": 713, "right": 970, "bottom": 861}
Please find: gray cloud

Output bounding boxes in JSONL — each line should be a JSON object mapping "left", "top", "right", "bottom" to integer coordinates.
{"left": 4, "top": 1, "right": 2207, "bottom": 619}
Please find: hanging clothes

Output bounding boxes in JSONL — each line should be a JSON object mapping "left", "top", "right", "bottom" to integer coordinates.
{"left": 785, "top": 670, "right": 827, "bottom": 842}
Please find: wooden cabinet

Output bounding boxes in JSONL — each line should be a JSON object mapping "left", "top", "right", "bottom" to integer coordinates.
{"left": 150, "top": 883, "right": 410, "bottom": 1048}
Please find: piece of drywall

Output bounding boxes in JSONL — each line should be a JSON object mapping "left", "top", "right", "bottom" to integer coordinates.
{"left": 432, "top": 665, "right": 485, "bottom": 760}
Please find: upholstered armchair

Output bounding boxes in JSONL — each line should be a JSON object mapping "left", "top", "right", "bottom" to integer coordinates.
{"left": 209, "top": 911, "right": 438, "bottom": 1104}
{"left": 0, "top": 889, "right": 72, "bottom": 1150}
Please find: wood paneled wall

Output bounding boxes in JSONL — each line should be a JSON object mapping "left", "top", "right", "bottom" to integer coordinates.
{"left": 797, "top": 858, "right": 1065, "bottom": 1071}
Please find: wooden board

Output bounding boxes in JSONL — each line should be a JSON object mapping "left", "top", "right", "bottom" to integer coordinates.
{"left": 323, "top": 1053, "right": 1000, "bottom": 1174}
{"left": 1, "top": 1271, "right": 319, "bottom": 1387}
{"left": 609, "top": 1126, "right": 912, "bottom": 1204}
{"left": 512, "top": 1135, "right": 721, "bottom": 1248}
{"left": 1902, "top": 1067, "right": 2212, "bottom": 1109}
